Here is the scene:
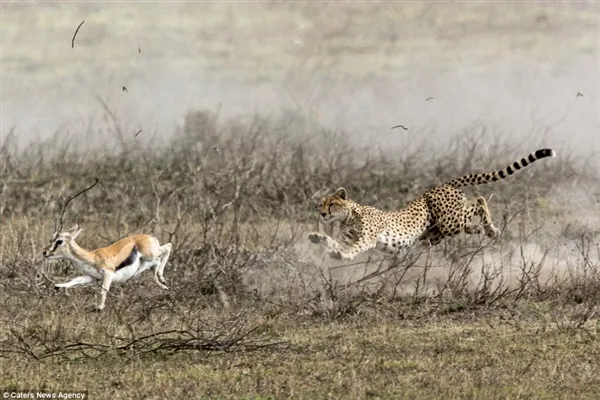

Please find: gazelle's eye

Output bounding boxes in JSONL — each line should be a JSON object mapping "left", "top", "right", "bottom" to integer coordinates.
{"left": 55, "top": 239, "right": 64, "bottom": 246}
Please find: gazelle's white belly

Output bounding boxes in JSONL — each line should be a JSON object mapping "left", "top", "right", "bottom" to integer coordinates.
{"left": 113, "top": 257, "right": 142, "bottom": 283}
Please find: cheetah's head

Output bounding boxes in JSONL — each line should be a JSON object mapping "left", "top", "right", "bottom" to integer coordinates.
{"left": 314, "top": 187, "right": 350, "bottom": 223}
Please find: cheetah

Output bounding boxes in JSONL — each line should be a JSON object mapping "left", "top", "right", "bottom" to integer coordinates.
{"left": 308, "top": 148, "right": 556, "bottom": 260}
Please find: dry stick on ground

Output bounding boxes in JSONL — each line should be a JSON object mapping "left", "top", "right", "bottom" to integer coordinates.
{"left": 1, "top": 314, "right": 287, "bottom": 361}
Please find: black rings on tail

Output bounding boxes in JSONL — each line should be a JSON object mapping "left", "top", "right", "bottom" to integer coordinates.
{"left": 447, "top": 148, "right": 556, "bottom": 188}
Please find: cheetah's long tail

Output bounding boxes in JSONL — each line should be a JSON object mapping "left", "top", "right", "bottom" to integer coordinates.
{"left": 447, "top": 148, "right": 556, "bottom": 188}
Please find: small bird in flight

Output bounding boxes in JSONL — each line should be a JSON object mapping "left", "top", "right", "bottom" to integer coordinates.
{"left": 391, "top": 125, "right": 408, "bottom": 131}
{"left": 122, "top": 86, "right": 128, "bottom": 92}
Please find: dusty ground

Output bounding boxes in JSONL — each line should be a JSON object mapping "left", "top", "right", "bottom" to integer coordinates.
{"left": 2, "top": 2, "right": 600, "bottom": 399}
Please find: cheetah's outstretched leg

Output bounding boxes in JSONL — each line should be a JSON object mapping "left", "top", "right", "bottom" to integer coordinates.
{"left": 308, "top": 232, "right": 342, "bottom": 250}
{"left": 308, "top": 232, "right": 373, "bottom": 260}
{"left": 464, "top": 197, "right": 500, "bottom": 239}
{"left": 328, "top": 241, "right": 375, "bottom": 260}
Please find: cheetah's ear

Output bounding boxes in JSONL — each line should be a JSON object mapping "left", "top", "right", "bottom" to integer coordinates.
{"left": 334, "top": 187, "right": 348, "bottom": 200}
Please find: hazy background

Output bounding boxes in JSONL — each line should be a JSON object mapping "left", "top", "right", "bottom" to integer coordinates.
{"left": 2, "top": 2, "right": 599, "bottom": 154}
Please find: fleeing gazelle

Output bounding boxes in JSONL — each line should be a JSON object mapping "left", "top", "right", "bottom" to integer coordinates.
{"left": 43, "top": 225, "right": 172, "bottom": 311}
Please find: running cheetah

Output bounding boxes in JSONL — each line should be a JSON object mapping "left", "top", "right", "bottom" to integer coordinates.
{"left": 308, "top": 148, "right": 556, "bottom": 260}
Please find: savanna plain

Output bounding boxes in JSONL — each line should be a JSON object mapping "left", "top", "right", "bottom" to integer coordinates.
{"left": 2, "top": 2, "right": 600, "bottom": 399}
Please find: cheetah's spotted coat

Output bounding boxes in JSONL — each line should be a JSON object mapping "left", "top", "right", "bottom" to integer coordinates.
{"left": 309, "top": 149, "right": 556, "bottom": 260}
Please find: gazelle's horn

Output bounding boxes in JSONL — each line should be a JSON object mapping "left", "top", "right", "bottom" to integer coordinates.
{"left": 55, "top": 177, "right": 99, "bottom": 234}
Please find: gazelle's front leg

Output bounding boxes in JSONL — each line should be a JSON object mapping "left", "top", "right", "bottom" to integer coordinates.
{"left": 54, "top": 275, "right": 95, "bottom": 289}
{"left": 96, "top": 271, "right": 114, "bottom": 311}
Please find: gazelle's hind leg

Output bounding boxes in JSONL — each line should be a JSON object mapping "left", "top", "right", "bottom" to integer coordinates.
{"left": 464, "top": 197, "right": 500, "bottom": 239}
{"left": 154, "top": 243, "right": 172, "bottom": 290}
{"left": 54, "top": 275, "right": 95, "bottom": 289}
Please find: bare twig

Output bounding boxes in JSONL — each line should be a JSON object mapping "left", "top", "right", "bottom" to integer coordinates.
{"left": 71, "top": 21, "right": 85, "bottom": 49}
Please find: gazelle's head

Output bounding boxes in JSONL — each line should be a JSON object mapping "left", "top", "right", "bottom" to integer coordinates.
{"left": 42, "top": 225, "right": 82, "bottom": 260}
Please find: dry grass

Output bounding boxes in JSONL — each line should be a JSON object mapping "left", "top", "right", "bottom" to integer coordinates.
{"left": 4, "top": 315, "right": 600, "bottom": 400}
{"left": 2, "top": 109, "right": 600, "bottom": 398}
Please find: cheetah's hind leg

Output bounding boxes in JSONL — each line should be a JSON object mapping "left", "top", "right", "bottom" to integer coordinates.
{"left": 464, "top": 197, "right": 500, "bottom": 239}
{"left": 420, "top": 227, "right": 444, "bottom": 247}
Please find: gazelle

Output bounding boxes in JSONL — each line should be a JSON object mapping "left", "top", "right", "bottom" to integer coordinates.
{"left": 42, "top": 225, "right": 172, "bottom": 311}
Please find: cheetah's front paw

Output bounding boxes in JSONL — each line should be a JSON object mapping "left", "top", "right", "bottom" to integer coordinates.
{"left": 486, "top": 226, "right": 501, "bottom": 239}
{"left": 328, "top": 249, "right": 343, "bottom": 260}
{"left": 308, "top": 232, "right": 326, "bottom": 244}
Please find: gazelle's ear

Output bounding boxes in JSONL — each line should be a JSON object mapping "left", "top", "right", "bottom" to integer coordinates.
{"left": 334, "top": 187, "right": 348, "bottom": 200}
{"left": 70, "top": 225, "right": 82, "bottom": 239}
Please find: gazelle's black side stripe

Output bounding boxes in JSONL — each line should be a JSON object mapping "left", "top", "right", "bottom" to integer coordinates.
{"left": 116, "top": 245, "right": 139, "bottom": 271}
{"left": 447, "top": 148, "right": 556, "bottom": 188}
